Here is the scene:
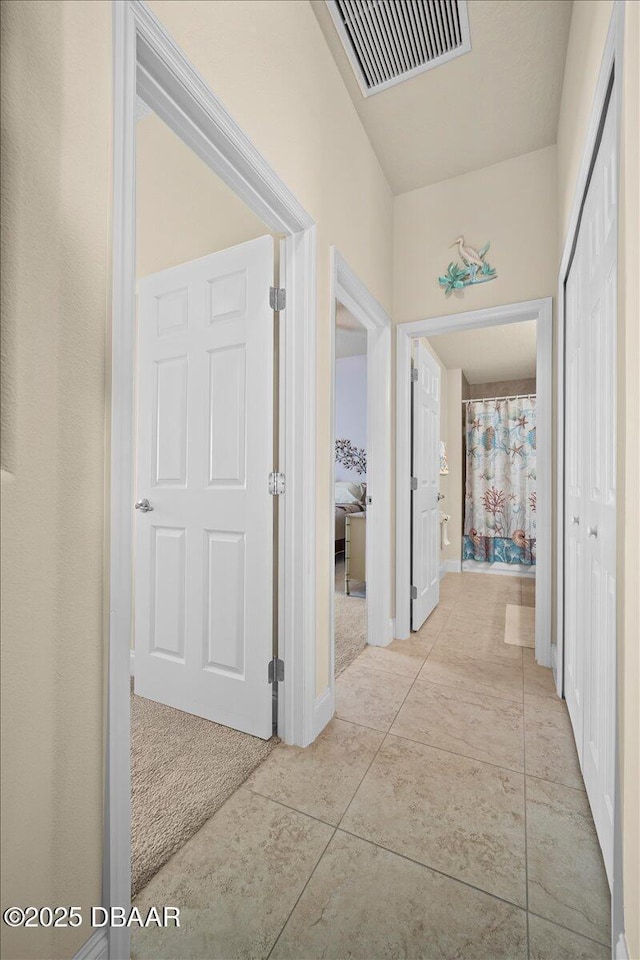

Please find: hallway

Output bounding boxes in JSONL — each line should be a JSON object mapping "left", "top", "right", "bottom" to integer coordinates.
{"left": 132, "top": 573, "right": 610, "bottom": 960}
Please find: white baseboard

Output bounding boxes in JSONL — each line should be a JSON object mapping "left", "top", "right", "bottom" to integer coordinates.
{"left": 440, "top": 559, "right": 462, "bottom": 577}
{"left": 72, "top": 929, "right": 108, "bottom": 960}
{"left": 615, "top": 932, "right": 629, "bottom": 960}
{"left": 129, "top": 648, "right": 135, "bottom": 676}
{"left": 312, "top": 686, "right": 335, "bottom": 739}
{"left": 462, "top": 559, "right": 536, "bottom": 578}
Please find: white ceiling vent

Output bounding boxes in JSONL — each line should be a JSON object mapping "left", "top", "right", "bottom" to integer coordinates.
{"left": 326, "top": 0, "right": 471, "bottom": 97}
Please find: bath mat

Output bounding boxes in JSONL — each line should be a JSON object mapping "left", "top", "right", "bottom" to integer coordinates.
{"left": 504, "top": 604, "right": 535, "bottom": 648}
{"left": 131, "top": 690, "right": 276, "bottom": 897}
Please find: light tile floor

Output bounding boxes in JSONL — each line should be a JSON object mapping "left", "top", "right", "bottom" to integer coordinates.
{"left": 132, "top": 573, "right": 610, "bottom": 960}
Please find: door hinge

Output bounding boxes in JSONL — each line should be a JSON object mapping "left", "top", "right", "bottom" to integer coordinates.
{"left": 410, "top": 585, "right": 418, "bottom": 600}
{"left": 268, "top": 471, "right": 285, "bottom": 495}
{"left": 411, "top": 367, "right": 419, "bottom": 382}
{"left": 269, "top": 286, "right": 286, "bottom": 311}
{"left": 268, "top": 657, "right": 284, "bottom": 684}
{"left": 410, "top": 477, "right": 418, "bottom": 491}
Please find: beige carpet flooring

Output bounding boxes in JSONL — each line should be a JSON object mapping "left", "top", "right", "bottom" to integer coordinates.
{"left": 131, "top": 690, "right": 276, "bottom": 896}
{"left": 334, "top": 591, "right": 367, "bottom": 676}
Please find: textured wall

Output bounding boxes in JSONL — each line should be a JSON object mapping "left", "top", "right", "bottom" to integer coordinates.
{"left": 0, "top": 3, "right": 111, "bottom": 958}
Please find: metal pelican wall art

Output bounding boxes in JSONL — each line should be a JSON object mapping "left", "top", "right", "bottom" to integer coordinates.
{"left": 438, "top": 236, "right": 497, "bottom": 294}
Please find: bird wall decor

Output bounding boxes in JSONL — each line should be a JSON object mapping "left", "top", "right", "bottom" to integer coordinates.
{"left": 438, "top": 236, "right": 497, "bottom": 294}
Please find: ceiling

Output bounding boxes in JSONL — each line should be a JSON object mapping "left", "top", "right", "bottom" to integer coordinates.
{"left": 311, "top": 0, "right": 573, "bottom": 194}
{"left": 336, "top": 302, "right": 367, "bottom": 357}
{"left": 426, "top": 320, "right": 537, "bottom": 383}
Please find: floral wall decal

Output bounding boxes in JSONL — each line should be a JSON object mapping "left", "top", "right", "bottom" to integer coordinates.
{"left": 438, "top": 236, "right": 497, "bottom": 294}
{"left": 335, "top": 438, "right": 367, "bottom": 476}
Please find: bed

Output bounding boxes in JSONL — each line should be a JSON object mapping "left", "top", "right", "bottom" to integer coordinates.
{"left": 335, "top": 481, "right": 366, "bottom": 552}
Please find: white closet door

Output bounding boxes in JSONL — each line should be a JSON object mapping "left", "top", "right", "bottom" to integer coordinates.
{"left": 411, "top": 341, "right": 441, "bottom": 630}
{"left": 564, "top": 99, "right": 617, "bottom": 883}
{"left": 134, "top": 236, "right": 275, "bottom": 740}
{"left": 564, "top": 237, "right": 585, "bottom": 760}
{"left": 581, "top": 101, "right": 617, "bottom": 882}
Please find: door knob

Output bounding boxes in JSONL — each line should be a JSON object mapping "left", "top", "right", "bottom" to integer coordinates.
{"left": 587, "top": 526, "right": 598, "bottom": 537}
{"left": 572, "top": 515, "right": 580, "bottom": 524}
{"left": 135, "top": 498, "right": 153, "bottom": 513}
{"left": 437, "top": 493, "right": 445, "bottom": 501}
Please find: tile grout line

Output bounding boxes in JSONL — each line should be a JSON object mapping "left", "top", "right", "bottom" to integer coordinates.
{"left": 265, "top": 823, "right": 337, "bottom": 960}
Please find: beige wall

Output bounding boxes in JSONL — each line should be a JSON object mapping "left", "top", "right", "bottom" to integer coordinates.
{"left": 469, "top": 378, "right": 536, "bottom": 398}
{"left": 0, "top": 1, "right": 392, "bottom": 957}
{"left": 557, "top": 2, "right": 640, "bottom": 954}
{"left": 136, "top": 112, "right": 270, "bottom": 278}
{"left": 0, "top": 3, "right": 110, "bottom": 959}
{"left": 393, "top": 146, "right": 558, "bottom": 325}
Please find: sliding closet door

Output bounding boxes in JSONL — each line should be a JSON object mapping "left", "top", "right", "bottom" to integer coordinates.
{"left": 564, "top": 96, "right": 617, "bottom": 883}
{"left": 564, "top": 246, "right": 585, "bottom": 760}
{"left": 581, "top": 99, "right": 617, "bottom": 882}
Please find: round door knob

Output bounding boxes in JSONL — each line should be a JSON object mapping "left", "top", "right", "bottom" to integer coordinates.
{"left": 135, "top": 498, "right": 153, "bottom": 513}
{"left": 587, "top": 526, "right": 598, "bottom": 537}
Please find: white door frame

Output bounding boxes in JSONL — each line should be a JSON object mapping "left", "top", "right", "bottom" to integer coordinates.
{"left": 109, "top": 2, "right": 317, "bottom": 957}
{"left": 556, "top": 3, "right": 625, "bottom": 956}
{"left": 395, "top": 298, "right": 553, "bottom": 670}
{"left": 329, "top": 249, "right": 392, "bottom": 694}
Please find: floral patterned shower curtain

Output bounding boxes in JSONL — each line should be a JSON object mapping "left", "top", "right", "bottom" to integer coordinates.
{"left": 463, "top": 396, "right": 537, "bottom": 565}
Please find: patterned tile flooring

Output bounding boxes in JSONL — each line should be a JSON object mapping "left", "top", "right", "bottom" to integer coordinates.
{"left": 132, "top": 573, "right": 610, "bottom": 960}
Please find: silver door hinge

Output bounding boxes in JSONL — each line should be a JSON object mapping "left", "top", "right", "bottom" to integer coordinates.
{"left": 410, "top": 477, "right": 418, "bottom": 491}
{"left": 269, "top": 286, "right": 286, "bottom": 311}
{"left": 268, "top": 658, "right": 284, "bottom": 684}
{"left": 411, "top": 367, "right": 419, "bottom": 382}
{"left": 268, "top": 471, "right": 285, "bottom": 495}
{"left": 411, "top": 585, "right": 418, "bottom": 600}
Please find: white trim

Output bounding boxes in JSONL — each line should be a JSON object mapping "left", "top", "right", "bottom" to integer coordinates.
{"left": 312, "top": 687, "right": 335, "bottom": 740}
{"left": 615, "top": 933, "right": 629, "bottom": 960}
{"left": 388, "top": 618, "right": 396, "bottom": 641}
{"left": 441, "top": 559, "right": 462, "bottom": 576}
{"left": 129, "top": 649, "right": 135, "bottom": 677}
{"left": 72, "top": 930, "right": 109, "bottom": 960}
{"left": 109, "top": 4, "right": 317, "bottom": 957}
{"left": 461, "top": 560, "right": 535, "bottom": 578}
{"left": 328, "top": 248, "right": 392, "bottom": 727}
{"left": 395, "top": 298, "right": 552, "bottom": 673}
{"left": 555, "top": 3, "right": 625, "bottom": 953}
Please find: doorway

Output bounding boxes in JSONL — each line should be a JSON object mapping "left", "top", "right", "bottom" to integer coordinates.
{"left": 395, "top": 298, "right": 553, "bottom": 670}
{"left": 329, "top": 250, "right": 392, "bottom": 709}
{"left": 109, "top": 4, "right": 317, "bottom": 957}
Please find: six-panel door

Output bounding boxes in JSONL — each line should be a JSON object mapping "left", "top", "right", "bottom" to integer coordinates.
{"left": 134, "top": 236, "right": 275, "bottom": 739}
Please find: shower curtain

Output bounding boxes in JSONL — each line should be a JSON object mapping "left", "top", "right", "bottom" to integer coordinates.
{"left": 463, "top": 396, "right": 537, "bottom": 565}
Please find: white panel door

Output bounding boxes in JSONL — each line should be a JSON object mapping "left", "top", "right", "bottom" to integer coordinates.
{"left": 134, "top": 236, "right": 274, "bottom": 739}
{"left": 581, "top": 100, "right": 617, "bottom": 882}
{"left": 411, "top": 342, "right": 440, "bottom": 630}
{"left": 564, "top": 237, "right": 585, "bottom": 759}
{"left": 564, "top": 99, "right": 617, "bottom": 882}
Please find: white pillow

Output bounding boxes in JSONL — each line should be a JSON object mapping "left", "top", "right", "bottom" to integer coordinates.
{"left": 335, "top": 481, "right": 366, "bottom": 505}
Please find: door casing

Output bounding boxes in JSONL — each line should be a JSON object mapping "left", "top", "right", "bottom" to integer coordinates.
{"left": 395, "top": 298, "right": 553, "bottom": 670}
{"left": 109, "top": 3, "right": 318, "bottom": 958}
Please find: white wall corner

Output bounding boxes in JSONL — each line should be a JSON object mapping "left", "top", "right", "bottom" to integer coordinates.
{"left": 129, "top": 649, "right": 135, "bottom": 677}
{"left": 72, "top": 930, "right": 109, "bottom": 960}
{"left": 614, "top": 932, "right": 629, "bottom": 960}
{"left": 312, "top": 687, "right": 335, "bottom": 739}
{"left": 389, "top": 618, "right": 396, "bottom": 641}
